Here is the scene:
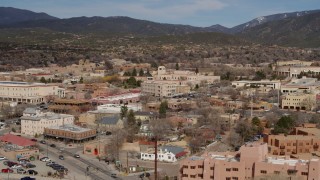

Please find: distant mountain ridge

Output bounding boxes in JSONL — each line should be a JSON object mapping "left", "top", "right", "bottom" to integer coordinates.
{"left": 240, "top": 11, "right": 320, "bottom": 47}
{"left": 0, "top": 7, "right": 58, "bottom": 25}
{"left": 230, "top": 9, "right": 320, "bottom": 33}
{"left": 0, "top": 7, "right": 320, "bottom": 47}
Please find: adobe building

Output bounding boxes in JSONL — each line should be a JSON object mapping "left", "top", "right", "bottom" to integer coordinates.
{"left": 265, "top": 123, "right": 320, "bottom": 156}
{"left": 44, "top": 124, "right": 97, "bottom": 143}
{"left": 180, "top": 142, "right": 320, "bottom": 180}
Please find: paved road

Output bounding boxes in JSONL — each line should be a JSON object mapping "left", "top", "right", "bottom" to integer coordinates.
{"left": 38, "top": 143, "right": 115, "bottom": 180}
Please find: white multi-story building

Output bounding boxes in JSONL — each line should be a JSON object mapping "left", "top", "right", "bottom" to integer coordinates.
{"left": 0, "top": 81, "right": 65, "bottom": 104}
{"left": 21, "top": 108, "right": 74, "bottom": 136}
{"left": 231, "top": 80, "right": 281, "bottom": 89}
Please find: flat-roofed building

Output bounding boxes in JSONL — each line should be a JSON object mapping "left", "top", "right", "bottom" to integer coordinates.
{"left": 281, "top": 93, "right": 316, "bottom": 110}
{"left": 142, "top": 81, "right": 190, "bottom": 97}
{"left": 180, "top": 142, "right": 320, "bottom": 180}
{"left": 44, "top": 124, "right": 96, "bottom": 143}
{"left": 21, "top": 108, "right": 74, "bottom": 136}
{"left": 281, "top": 77, "right": 320, "bottom": 94}
{"left": 0, "top": 81, "right": 65, "bottom": 104}
{"left": 232, "top": 80, "right": 281, "bottom": 89}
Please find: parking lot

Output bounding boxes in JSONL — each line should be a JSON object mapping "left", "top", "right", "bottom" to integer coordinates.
{"left": 0, "top": 153, "right": 68, "bottom": 179}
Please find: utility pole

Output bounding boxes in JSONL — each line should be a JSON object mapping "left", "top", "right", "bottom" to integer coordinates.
{"left": 126, "top": 151, "right": 129, "bottom": 174}
{"left": 154, "top": 135, "right": 158, "bottom": 180}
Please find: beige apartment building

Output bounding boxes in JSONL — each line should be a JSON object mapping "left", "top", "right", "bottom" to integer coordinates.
{"left": 152, "top": 66, "right": 220, "bottom": 85}
{"left": 21, "top": 108, "right": 74, "bottom": 136}
{"left": 281, "top": 93, "right": 316, "bottom": 110}
{"left": 0, "top": 81, "right": 65, "bottom": 104}
{"left": 274, "top": 60, "right": 320, "bottom": 78}
{"left": 142, "top": 81, "right": 190, "bottom": 97}
{"left": 180, "top": 142, "right": 320, "bottom": 180}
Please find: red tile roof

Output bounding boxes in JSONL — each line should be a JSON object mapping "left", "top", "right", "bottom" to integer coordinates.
{"left": 175, "top": 151, "right": 187, "bottom": 158}
{"left": 0, "top": 134, "right": 35, "bottom": 147}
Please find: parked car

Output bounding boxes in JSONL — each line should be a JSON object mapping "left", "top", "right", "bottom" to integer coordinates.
{"left": 25, "top": 163, "right": 36, "bottom": 168}
{"left": 21, "top": 177, "right": 36, "bottom": 180}
{"left": 40, "top": 157, "right": 51, "bottom": 162}
{"left": 139, "top": 172, "right": 150, "bottom": 178}
{"left": 74, "top": 154, "right": 80, "bottom": 158}
{"left": 7, "top": 161, "right": 18, "bottom": 167}
{"left": 46, "top": 161, "right": 55, "bottom": 166}
{"left": 40, "top": 140, "right": 46, "bottom": 144}
{"left": 111, "top": 173, "right": 117, "bottom": 178}
{"left": 106, "top": 131, "right": 112, "bottom": 135}
{"left": 59, "top": 155, "right": 64, "bottom": 160}
{"left": 27, "top": 169, "right": 38, "bottom": 175}
{"left": 1, "top": 168, "right": 13, "bottom": 173}
{"left": 50, "top": 144, "right": 56, "bottom": 148}
{"left": 0, "top": 156, "right": 6, "bottom": 161}
{"left": 19, "top": 159, "right": 30, "bottom": 164}
{"left": 17, "top": 168, "right": 27, "bottom": 174}
{"left": 11, "top": 164, "right": 22, "bottom": 169}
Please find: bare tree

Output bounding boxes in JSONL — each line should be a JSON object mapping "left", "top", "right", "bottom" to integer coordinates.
{"left": 107, "top": 129, "right": 127, "bottom": 162}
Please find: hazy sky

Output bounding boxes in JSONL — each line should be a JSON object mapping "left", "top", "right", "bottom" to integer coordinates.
{"left": 1, "top": 0, "right": 320, "bottom": 27}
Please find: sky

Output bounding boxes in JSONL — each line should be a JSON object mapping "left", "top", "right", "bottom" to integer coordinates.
{"left": 1, "top": 0, "right": 320, "bottom": 27}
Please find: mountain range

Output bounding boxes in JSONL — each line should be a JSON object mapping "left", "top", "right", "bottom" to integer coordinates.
{"left": 0, "top": 7, "right": 320, "bottom": 47}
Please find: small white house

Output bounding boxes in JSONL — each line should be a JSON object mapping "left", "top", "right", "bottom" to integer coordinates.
{"left": 140, "top": 146, "right": 186, "bottom": 163}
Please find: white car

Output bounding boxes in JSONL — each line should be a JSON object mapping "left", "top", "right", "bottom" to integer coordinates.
{"left": 0, "top": 156, "right": 6, "bottom": 161}
{"left": 40, "top": 157, "right": 51, "bottom": 162}
{"left": 11, "top": 164, "right": 22, "bottom": 169}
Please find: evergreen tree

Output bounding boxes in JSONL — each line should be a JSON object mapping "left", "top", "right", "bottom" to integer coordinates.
{"left": 159, "top": 101, "right": 168, "bottom": 118}
{"left": 79, "top": 77, "right": 84, "bottom": 84}
{"left": 132, "top": 68, "right": 137, "bottom": 76}
{"left": 195, "top": 84, "right": 199, "bottom": 89}
{"left": 139, "top": 68, "right": 144, "bottom": 76}
{"left": 40, "top": 77, "right": 46, "bottom": 83}
{"left": 195, "top": 67, "right": 199, "bottom": 74}
{"left": 175, "top": 63, "right": 179, "bottom": 70}
{"left": 120, "top": 105, "right": 128, "bottom": 120}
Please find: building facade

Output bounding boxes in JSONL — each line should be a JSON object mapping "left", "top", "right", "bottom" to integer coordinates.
{"left": 180, "top": 142, "right": 320, "bottom": 180}
{"left": 281, "top": 93, "right": 316, "bottom": 110}
{"left": 44, "top": 124, "right": 96, "bottom": 143}
{"left": 0, "top": 81, "right": 65, "bottom": 104}
{"left": 21, "top": 108, "right": 74, "bottom": 136}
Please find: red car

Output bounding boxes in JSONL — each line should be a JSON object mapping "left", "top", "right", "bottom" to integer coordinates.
{"left": 1, "top": 168, "right": 13, "bottom": 173}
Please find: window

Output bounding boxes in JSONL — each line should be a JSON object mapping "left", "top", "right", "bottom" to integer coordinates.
{"left": 183, "top": 165, "right": 188, "bottom": 169}
{"left": 232, "top": 168, "right": 238, "bottom": 171}
{"left": 190, "top": 175, "right": 196, "bottom": 178}
{"left": 226, "top": 178, "right": 231, "bottom": 180}
{"left": 198, "top": 174, "right": 203, "bottom": 178}
{"left": 301, "top": 172, "right": 308, "bottom": 176}
{"left": 210, "top": 176, "right": 214, "bottom": 179}
{"left": 274, "top": 171, "right": 280, "bottom": 174}
{"left": 198, "top": 165, "right": 203, "bottom": 168}
{"left": 210, "top": 167, "right": 214, "bottom": 170}
{"left": 232, "top": 177, "right": 238, "bottom": 180}
{"left": 226, "top": 168, "right": 231, "bottom": 172}
{"left": 190, "top": 166, "right": 196, "bottom": 169}
{"left": 260, "top": 170, "right": 267, "bottom": 174}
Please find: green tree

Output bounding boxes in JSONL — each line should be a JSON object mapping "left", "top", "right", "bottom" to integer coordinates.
{"left": 195, "top": 84, "right": 199, "bottom": 89}
{"left": 139, "top": 69, "right": 144, "bottom": 76}
{"left": 195, "top": 67, "right": 199, "bottom": 74}
{"left": 251, "top": 117, "right": 263, "bottom": 134}
{"left": 79, "top": 77, "right": 84, "bottom": 84}
{"left": 132, "top": 68, "right": 137, "bottom": 76}
{"left": 159, "top": 101, "right": 168, "bottom": 118}
{"left": 175, "top": 63, "right": 179, "bottom": 70}
{"left": 274, "top": 116, "right": 295, "bottom": 134}
{"left": 151, "top": 61, "right": 158, "bottom": 68}
{"left": 126, "top": 77, "right": 137, "bottom": 87}
{"left": 120, "top": 105, "right": 128, "bottom": 120}
{"left": 40, "top": 77, "right": 46, "bottom": 83}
